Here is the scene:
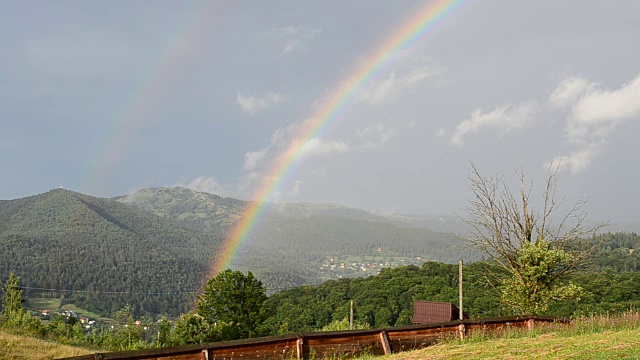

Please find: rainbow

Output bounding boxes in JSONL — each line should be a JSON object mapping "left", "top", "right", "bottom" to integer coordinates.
{"left": 84, "top": 2, "right": 227, "bottom": 195}
{"left": 210, "top": 0, "right": 467, "bottom": 276}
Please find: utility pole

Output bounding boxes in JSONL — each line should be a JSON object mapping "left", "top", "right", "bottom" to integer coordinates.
{"left": 350, "top": 300, "right": 354, "bottom": 330}
{"left": 459, "top": 260, "right": 463, "bottom": 320}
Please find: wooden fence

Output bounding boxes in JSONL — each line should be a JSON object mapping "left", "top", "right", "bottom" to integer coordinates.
{"left": 64, "top": 316, "right": 567, "bottom": 360}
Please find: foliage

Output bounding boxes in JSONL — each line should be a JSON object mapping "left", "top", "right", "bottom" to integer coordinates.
{"left": 165, "top": 313, "right": 222, "bottom": 346}
{"left": 499, "top": 238, "right": 583, "bottom": 315}
{"left": 462, "top": 164, "right": 601, "bottom": 314}
{"left": 1, "top": 272, "right": 26, "bottom": 326}
{"left": 0, "top": 189, "right": 220, "bottom": 317}
{"left": 197, "top": 269, "right": 268, "bottom": 340}
{"left": 321, "top": 317, "right": 370, "bottom": 331}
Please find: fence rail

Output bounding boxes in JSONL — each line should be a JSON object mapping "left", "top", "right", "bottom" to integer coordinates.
{"left": 64, "top": 316, "right": 567, "bottom": 360}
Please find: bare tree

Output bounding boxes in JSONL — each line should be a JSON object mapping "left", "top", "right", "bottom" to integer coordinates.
{"left": 462, "top": 163, "right": 605, "bottom": 314}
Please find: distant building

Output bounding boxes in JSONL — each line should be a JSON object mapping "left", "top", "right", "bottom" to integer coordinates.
{"left": 412, "top": 301, "right": 469, "bottom": 324}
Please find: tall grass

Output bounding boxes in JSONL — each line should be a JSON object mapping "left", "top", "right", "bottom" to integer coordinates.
{"left": 0, "top": 330, "right": 90, "bottom": 359}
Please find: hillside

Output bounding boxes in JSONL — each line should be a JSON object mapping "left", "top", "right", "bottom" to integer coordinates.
{"left": 0, "top": 330, "right": 90, "bottom": 359}
{"left": 114, "top": 187, "right": 245, "bottom": 234}
{"left": 117, "top": 187, "right": 480, "bottom": 288}
{"left": 0, "top": 189, "right": 221, "bottom": 317}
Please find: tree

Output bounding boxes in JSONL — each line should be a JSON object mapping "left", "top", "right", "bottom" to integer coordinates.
{"left": 1, "top": 272, "right": 26, "bottom": 325}
{"left": 197, "top": 269, "right": 268, "bottom": 339}
{"left": 462, "top": 164, "right": 603, "bottom": 315}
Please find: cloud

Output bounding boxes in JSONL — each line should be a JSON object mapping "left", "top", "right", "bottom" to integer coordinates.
{"left": 547, "top": 141, "right": 606, "bottom": 175}
{"left": 357, "top": 65, "right": 438, "bottom": 105}
{"left": 237, "top": 92, "right": 284, "bottom": 115}
{"left": 300, "top": 138, "right": 350, "bottom": 157}
{"left": 260, "top": 26, "right": 322, "bottom": 55}
{"left": 243, "top": 149, "right": 268, "bottom": 171}
{"left": 450, "top": 102, "right": 538, "bottom": 146}
{"left": 242, "top": 118, "right": 352, "bottom": 173}
{"left": 548, "top": 76, "right": 591, "bottom": 109}
{"left": 436, "top": 128, "right": 447, "bottom": 138}
{"left": 548, "top": 73, "right": 640, "bottom": 173}
{"left": 181, "top": 176, "right": 227, "bottom": 195}
{"left": 356, "top": 124, "right": 397, "bottom": 148}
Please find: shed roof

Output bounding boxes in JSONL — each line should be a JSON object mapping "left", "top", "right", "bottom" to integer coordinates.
{"left": 412, "top": 301, "right": 469, "bottom": 324}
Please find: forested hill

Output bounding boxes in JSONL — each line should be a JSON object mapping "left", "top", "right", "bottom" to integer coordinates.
{"left": 117, "top": 187, "right": 480, "bottom": 290}
{"left": 114, "top": 187, "right": 245, "bottom": 234}
{"left": 0, "top": 189, "right": 222, "bottom": 317}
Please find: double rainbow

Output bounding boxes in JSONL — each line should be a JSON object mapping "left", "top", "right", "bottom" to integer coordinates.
{"left": 210, "top": 0, "right": 467, "bottom": 277}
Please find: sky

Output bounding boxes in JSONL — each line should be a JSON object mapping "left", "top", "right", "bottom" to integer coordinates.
{"left": 1, "top": 1, "right": 640, "bottom": 223}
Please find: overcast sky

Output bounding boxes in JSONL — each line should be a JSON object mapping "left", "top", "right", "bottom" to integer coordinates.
{"left": 2, "top": 1, "right": 640, "bottom": 223}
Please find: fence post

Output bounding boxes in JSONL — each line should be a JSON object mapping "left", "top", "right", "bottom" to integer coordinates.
{"left": 458, "top": 323, "right": 466, "bottom": 341}
{"left": 379, "top": 330, "right": 392, "bottom": 355}
{"left": 350, "top": 300, "right": 354, "bottom": 330}
{"left": 200, "top": 348, "right": 209, "bottom": 360}
{"left": 296, "top": 337, "right": 305, "bottom": 360}
{"left": 527, "top": 318, "right": 535, "bottom": 330}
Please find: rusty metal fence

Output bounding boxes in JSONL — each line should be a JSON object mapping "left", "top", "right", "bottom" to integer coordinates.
{"left": 64, "top": 316, "right": 567, "bottom": 360}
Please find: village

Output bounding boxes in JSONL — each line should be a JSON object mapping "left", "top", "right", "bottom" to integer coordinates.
{"left": 319, "top": 250, "right": 427, "bottom": 279}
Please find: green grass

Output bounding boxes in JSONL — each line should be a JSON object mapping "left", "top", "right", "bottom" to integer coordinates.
{"left": 0, "top": 330, "right": 90, "bottom": 360}
{"left": 58, "top": 304, "right": 109, "bottom": 321}
{"left": 356, "top": 312, "right": 640, "bottom": 359}
{"left": 27, "top": 298, "right": 61, "bottom": 312}
{"left": 26, "top": 299, "right": 110, "bottom": 321}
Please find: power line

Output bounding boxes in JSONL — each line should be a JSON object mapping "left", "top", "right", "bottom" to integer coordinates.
{"left": 17, "top": 283, "right": 325, "bottom": 297}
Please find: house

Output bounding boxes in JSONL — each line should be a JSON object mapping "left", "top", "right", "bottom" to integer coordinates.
{"left": 412, "top": 301, "right": 469, "bottom": 324}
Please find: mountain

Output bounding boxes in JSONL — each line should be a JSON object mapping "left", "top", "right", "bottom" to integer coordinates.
{"left": 114, "top": 187, "right": 245, "bottom": 234}
{"left": 0, "top": 189, "right": 221, "bottom": 317}
{"left": 117, "top": 187, "right": 481, "bottom": 290}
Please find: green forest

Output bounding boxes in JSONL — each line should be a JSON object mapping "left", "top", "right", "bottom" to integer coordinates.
{"left": 2, "top": 187, "right": 640, "bottom": 331}
{"left": 265, "top": 231, "right": 640, "bottom": 333}
{"left": 0, "top": 187, "right": 477, "bottom": 317}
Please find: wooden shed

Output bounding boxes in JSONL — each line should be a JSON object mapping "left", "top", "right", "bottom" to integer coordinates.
{"left": 412, "top": 301, "right": 469, "bottom": 324}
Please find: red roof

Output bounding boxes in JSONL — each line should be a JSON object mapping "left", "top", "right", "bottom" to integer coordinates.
{"left": 412, "top": 301, "right": 468, "bottom": 324}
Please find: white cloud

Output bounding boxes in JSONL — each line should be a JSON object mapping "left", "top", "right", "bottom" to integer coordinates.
{"left": 356, "top": 124, "right": 397, "bottom": 148}
{"left": 241, "top": 118, "right": 351, "bottom": 174}
{"left": 260, "top": 26, "right": 322, "bottom": 55}
{"left": 357, "top": 65, "right": 438, "bottom": 105}
{"left": 436, "top": 127, "right": 447, "bottom": 138}
{"left": 548, "top": 76, "right": 591, "bottom": 109}
{"left": 450, "top": 102, "right": 538, "bottom": 146}
{"left": 243, "top": 149, "right": 267, "bottom": 171}
{"left": 300, "top": 138, "right": 350, "bottom": 157}
{"left": 237, "top": 92, "right": 284, "bottom": 115}
{"left": 548, "top": 73, "right": 640, "bottom": 173}
{"left": 181, "top": 176, "right": 227, "bottom": 195}
{"left": 547, "top": 141, "right": 606, "bottom": 175}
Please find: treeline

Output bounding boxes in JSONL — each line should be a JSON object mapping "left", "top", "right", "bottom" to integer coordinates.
{"left": 264, "top": 232, "right": 640, "bottom": 333}
{"left": 0, "top": 189, "right": 220, "bottom": 317}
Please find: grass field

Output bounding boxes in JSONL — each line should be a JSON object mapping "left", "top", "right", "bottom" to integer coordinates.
{"left": 26, "top": 298, "right": 61, "bottom": 312}
{"left": 357, "top": 313, "right": 640, "bottom": 360}
{"left": 0, "top": 330, "right": 90, "bottom": 360}
{"left": 26, "top": 299, "right": 110, "bottom": 321}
